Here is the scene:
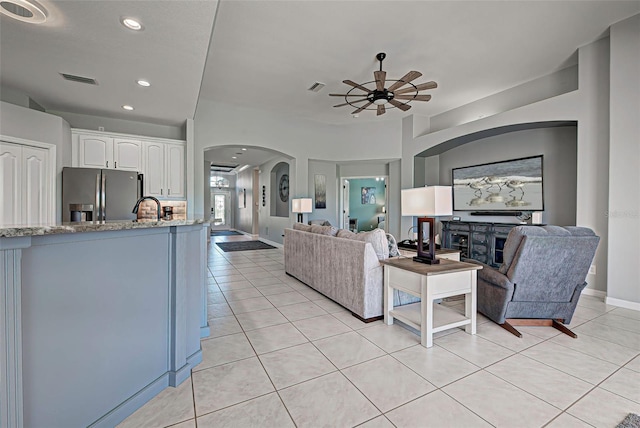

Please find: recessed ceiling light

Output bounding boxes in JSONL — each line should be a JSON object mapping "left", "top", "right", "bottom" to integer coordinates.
{"left": 231, "top": 156, "right": 237, "bottom": 159}
{"left": 121, "top": 17, "right": 143, "bottom": 31}
{"left": 241, "top": 148, "right": 247, "bottom": 151}
{"left": 122, "top": 105, "right": 134, "bottom": 111}
{"left": 137, "top": 80, "right": 150, "bottom": 87}
{"left": 0, "top": 0, "right": 47, "bottom": 24}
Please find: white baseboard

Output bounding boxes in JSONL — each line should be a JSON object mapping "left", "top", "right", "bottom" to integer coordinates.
{"left": 259, "top": 236, "right": 283, "bottom": 249}
{"left": 581, "top": 288, "right": 606, "bottom": 299}
{"left": 605, "top": 297, "right": 640, "bottom": 311}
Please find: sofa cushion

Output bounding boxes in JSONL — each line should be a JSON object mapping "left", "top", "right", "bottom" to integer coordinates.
{"left": 336, "top": 229, "right": 357, "bottom": 239}
{"left": 310, "top": 224, "right": 338, "bottom": 236}
{"left": 352, "top": 228, "right": 389, "bottom": 260}
{"left": 293, "top": 222, "right": 312, "bottom": 232}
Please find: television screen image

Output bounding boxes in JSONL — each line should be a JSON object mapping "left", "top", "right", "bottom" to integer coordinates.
{"left": 452, "top": 155, "right": 544, "bottom": 211}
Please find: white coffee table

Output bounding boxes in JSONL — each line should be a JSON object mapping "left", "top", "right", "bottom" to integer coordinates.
{"left": 381, "top": 258, "right": 482, "bottom": 348}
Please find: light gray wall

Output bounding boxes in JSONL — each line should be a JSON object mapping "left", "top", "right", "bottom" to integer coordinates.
{"left": 308, "top": 160, "right": 339, "bottom": 226}
{"left": 607, "top": 14, "right": 640, "bottom": 307}
{"left": 192, "top": 100, "right": 402, "bottom": 220}
{"left": 433, "top": 126, "right": 577, "bottom": 226}
{"left": 401, "top": 33, "right": 615, "bottom": 294}
{"left": 234, "top": 168, "right": 254, "bottom": 234}
{"left": 258, "top": 156, "right": 293, "bottom": 244}
{"left": 428, "top": 65, "right": 578, "bottom": 133}
{"left": 270, "top": 162, "right": 289, "bottom": 218}
{"left": 49, "top": 110, "right": 184, "bottom": 140}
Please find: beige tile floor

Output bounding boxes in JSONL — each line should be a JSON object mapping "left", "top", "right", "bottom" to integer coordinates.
{"left": 119, "top": 233, "right": 640, "bottom": 428}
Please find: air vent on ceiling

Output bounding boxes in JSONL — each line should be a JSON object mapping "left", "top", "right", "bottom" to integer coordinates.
{"left": 211, "top": 164, "right": 239, "bottom": 173}
{"left": 60, "top": 73, "right": 98, "bottom": 85}
{"left": 308, "top": 82, "right": 325, "bottom": 92}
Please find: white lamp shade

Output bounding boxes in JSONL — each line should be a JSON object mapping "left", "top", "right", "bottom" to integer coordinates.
{"left": 292, "top": 198, "right": 313, "bottom": 213}
{"left": 401, "top": 186, "right": 453, "bottom": 216}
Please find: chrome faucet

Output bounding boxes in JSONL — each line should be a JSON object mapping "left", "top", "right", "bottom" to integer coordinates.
{"left": 132, "top": 196, "right": 162, "bottom": 220}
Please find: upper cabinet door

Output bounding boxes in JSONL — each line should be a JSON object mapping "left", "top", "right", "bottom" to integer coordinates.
{"left": 0, "top": 142, "right": 22, "bottom": 226}
{"left": 22, "top": 146, "right": 49, "bottom": 224}
{"left": 165, "top": 143, "right": 185, "bottom": 198}
{"left": 142, "top": 141, "right": 165, "bottom": 198}
{"left": 79, "top": 135, "right": 113, "bottom": 169}
{"left": 113, "top": 138, "right": 141, "bottom": 171}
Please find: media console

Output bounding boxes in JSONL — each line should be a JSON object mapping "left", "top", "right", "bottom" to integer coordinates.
{"left": 441, "top": 221, "right": 522, "bottom": 268}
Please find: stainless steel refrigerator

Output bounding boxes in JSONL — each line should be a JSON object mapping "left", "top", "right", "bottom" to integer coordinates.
{"left": 62, "top": 167, "right": 143, "bottom": 222}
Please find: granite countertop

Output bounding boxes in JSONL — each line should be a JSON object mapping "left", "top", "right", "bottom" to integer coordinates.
{"left": 0, "top": 218, "right": 208, "bottom": 238}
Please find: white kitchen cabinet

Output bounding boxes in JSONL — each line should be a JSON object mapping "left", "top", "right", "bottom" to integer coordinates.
{"left": 142, "top": 141, "right": 185, "bottom": 199}
{"left": 77, "top": 133, "right": 141, "bottom": 171}
{"left": 165, "top": 143, "right": 185, "bottom": 198}
{"left": 0, "top": 142, "right": 51, "bottom": 226}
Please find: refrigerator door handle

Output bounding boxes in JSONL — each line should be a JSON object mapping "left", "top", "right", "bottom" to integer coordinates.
{"left": 95, "top": 173, "right": 101, "bottom": 222}
{"left": 101, "top": 173, "right": 107, "bottom": 221}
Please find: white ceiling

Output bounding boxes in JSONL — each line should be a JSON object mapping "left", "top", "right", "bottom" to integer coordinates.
{"left": 204, "top": 145, "right": 282, "bottom": 173}
{"left": 1, "top": 1, "right": 639, "bottom": 158}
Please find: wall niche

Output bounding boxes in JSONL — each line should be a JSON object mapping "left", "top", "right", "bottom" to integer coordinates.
{"left": 270, "top": 161, "right": 290, "bottom": 217}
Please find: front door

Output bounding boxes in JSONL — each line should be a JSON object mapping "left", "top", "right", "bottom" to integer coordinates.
{"left": 211, "top": 191, "right": 230, "bottom": 228}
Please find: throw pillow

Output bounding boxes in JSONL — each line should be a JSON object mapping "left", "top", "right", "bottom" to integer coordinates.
{"left": 336, "top": 229, "right": 357, "bottom": 239}
{"left": 310, "top": 224, "right": 338, "bottom": 236}
{"left": 386, "top": 233, "right": 400, "bottom": 257}
{"left": 293, "top": 222, "right": 312, "bottom": 232}
{"left": 353, "top": 228, "right": 389, "bottom": 260}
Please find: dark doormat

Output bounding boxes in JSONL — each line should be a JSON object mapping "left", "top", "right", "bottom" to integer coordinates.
{"left": 211, "top": 230, "right": 243, "bottom": 236}
{"left": 216, "top": 241, "right": 276, "bottom": 252}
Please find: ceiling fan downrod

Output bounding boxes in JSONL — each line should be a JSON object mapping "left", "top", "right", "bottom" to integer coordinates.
{"left": 376, "top": 52, "right": 386, "bottom": 71}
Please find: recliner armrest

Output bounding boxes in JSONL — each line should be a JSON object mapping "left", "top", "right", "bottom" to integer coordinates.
{"left": 477, "top": 266, "right": 514, "bottom": 293}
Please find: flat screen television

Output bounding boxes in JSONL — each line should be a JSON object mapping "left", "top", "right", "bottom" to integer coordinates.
{"left": 452, "top": 155, "right": 544, "bottom": 212}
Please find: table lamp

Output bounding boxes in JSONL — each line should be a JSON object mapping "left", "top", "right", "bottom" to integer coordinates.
{"left": 401, "top": 186, "right": 453, "bottom": 264}
{"left": 292, "top": 198, "right": 313, "bottom": 223}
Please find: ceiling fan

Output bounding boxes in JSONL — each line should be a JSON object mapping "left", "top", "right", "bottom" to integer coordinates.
{"left": 330, "top": 52, "right": 437, "bottom": 116}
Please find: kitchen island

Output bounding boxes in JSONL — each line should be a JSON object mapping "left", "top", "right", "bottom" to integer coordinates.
{"left": 1, "top": 219, "right": 210, "bottom": 427}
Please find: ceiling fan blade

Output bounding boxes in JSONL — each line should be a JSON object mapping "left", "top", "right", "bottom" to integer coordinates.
{"left": 377, "top": 104, "right": 386, "bottom": 116}
{"left": 352, "top": 102, "right": 373, "bottom": 114}
{"left": 389, "top": 99, "right": 411, "bottom": 111}
{"left": 329, "top": 93, "right": 370, "bottom": 97}
{"left": 387, "top": 71, "right": 422, "bottom": 92}
{"left": 333, "top": 99, "right": 368, "bottom": 107}
{"left": 394, "top": 94, "right": 432, "bottom": 102}
{"left": 394, "top": 81, "right": 438, "bottom": 95}
{"left": 374, "top": 70, "right": 386, "bottom": 91}
{"left": 343, "top": 80, "right": 371, "bottom": 93}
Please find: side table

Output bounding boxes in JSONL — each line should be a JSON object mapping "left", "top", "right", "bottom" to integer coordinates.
{"left": 381, "top": 258, "right": 482, "bottom": 348}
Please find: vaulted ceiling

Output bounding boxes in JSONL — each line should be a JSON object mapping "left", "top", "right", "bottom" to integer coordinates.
{"left": 1, "top": 0, "right": 639, "bottom": 129}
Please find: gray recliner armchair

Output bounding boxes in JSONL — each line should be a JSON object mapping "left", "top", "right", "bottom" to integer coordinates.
{"left": 477, "top": 225, "right": 600, "bottom": 338}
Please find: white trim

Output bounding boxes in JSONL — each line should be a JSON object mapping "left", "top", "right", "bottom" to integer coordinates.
{"left": 605, "top": 297, "right": 640, "bottom": 311}
{"left": 581, "top": 288, "right": 606, "bottom": 299}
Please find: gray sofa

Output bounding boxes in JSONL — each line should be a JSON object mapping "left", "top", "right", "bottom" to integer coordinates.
{"left": 284, "top": 224, "right": 417, "bottom": 320}
{"left": 476, "top": 225, "right": 600, "bottom": 337}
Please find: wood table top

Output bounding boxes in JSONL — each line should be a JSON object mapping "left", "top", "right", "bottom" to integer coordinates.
{"left": 381, "top": 257, "right": 482, "bottom": 276}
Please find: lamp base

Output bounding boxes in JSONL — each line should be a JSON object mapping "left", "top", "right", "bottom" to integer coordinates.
{"left": 297, "top": 213, "right": 303, "bottom": 223}
{"left": 412, "top": 255, "right": 440, "bottom": 265}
